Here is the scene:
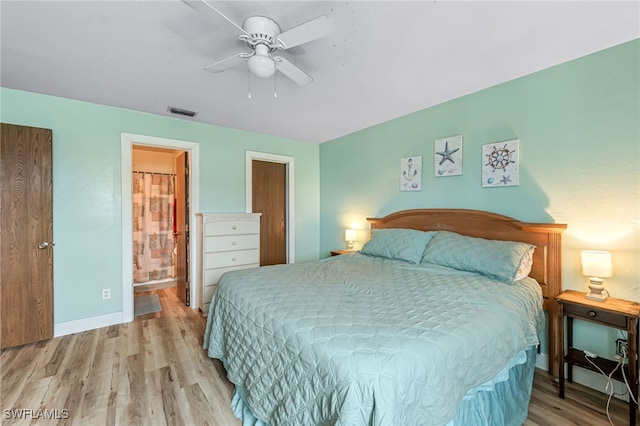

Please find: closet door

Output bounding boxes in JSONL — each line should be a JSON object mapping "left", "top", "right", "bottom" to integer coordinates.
{"left": 1, "top": 123, "right": 54, "bottom": 349}
{"left": 252, "top": 160, "right": 286, "bottom": 266}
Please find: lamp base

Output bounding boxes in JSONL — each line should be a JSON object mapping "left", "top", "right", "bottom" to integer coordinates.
{"left": 586, "top": 290, "right": 609, "bottom": 302}
{"left": 586, "top": 278, "right": 609, "bottom": 302}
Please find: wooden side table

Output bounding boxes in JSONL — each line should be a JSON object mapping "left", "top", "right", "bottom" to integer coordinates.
{"left": 556, "top": 290, "right": 640, "bottom": 426}
{"left": 330, "top": 249, "right": 354, "bottom": 256}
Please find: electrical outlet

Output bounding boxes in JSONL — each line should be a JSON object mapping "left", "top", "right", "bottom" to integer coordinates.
{"left": 615, "top": 338, "right": 628, "bottom": 357}
{"left": 102, "top": 288, "right": 111, "bottom": 300}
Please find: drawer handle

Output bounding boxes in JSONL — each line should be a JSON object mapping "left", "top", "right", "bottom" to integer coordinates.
{"left": 232, "top": 241, "right": 237, "bottom": 245}
{"left": 232, "top": 225, "right": 237, "bottom": 230}
{"left": 588, "top": 310, "right": 597, "bottom": 318}
{"left": 232, "top": 256, "right": 237, "bottom": 261}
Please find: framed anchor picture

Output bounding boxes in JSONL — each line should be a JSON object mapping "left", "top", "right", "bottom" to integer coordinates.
{"left": 434, "top": 135, "right": 463, "bottom": 177}
{"left": 400, "top": 156, "right": 422, "bottom": 191}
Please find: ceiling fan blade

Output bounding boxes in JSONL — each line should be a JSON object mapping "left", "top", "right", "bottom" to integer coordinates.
{"left": 274, "top": 56, "right": 313, "bottom": 86}
{"left": 204, "top": 53, "right": 249, "bottom": 73}
{"left": 274, "top": 15, "right": 333, "bottom": 49}
{"left": 181, "top": 0, "right": 249, "bottom": 36}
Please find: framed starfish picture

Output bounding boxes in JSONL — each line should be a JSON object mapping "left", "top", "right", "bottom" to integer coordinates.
{"left": 481, "top": 139, "right": 519, "bottom": 187}
{"left": 434, "top": 135, "right": 463, "bottom": 177}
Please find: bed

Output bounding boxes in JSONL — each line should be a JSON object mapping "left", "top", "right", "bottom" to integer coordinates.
{"left": 203, "top": 209, "right": 566, "bottom": 425}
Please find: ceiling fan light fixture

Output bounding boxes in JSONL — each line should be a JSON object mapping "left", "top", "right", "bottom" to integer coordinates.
{"left": 248, "top": 44, "right": 276, "bottom": 78}
{"left": 248, "top": 54, "right": 275, "bottom": 78}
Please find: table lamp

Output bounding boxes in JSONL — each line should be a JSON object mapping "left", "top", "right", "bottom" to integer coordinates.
{"left": 344, "top": 228, "right": 357, "bottom": 251}
{"left": 580, "top": 250, "right": 612, "bottom": 302}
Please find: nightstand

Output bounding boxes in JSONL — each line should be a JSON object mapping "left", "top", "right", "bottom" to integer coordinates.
{"left": 556, "top": 290, "right": 640, "bottom": 426}
{"left": 330, "top": 249, "right": 354, "bottom": 256}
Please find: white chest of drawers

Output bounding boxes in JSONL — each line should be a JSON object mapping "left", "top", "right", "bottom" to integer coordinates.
{"left": 196, "top": 213, "right": 261, "bottom": 316}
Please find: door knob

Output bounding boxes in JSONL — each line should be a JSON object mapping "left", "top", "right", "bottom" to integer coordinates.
{"left": 37, "top": 242, "right": 49, "bottom": 249}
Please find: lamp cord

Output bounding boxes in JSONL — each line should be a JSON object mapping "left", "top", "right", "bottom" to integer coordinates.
{"left": 585, "top": 353, "right": 622, "bottom": 426}
{"left": 621, "top": 346, "right": 639, "bottom": 405}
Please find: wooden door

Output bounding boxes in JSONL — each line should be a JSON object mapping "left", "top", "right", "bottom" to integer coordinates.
{"left": 1, "top": 123, "right": 53, "bottom": 349}
{"left": 252, "top": 160, "right": 286, "bottom": 266}
{"left": 174, "top": 152, "right": 188, "bottom": 305}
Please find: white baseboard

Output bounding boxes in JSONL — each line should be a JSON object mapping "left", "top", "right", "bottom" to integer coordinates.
{"left": 53, "top": 303, "right": 199, "bottom": 337}
{"left": 54, "top": 311, "right": 126, "bottom": 337}
{"left": 535, "top": 351, "right": 549, "bottom": 371}
{"left": 534, "top": 351, "right": 629, "bottom": 402}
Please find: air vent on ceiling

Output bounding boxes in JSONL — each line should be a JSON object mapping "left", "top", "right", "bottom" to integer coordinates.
{"left": 167, "top": 106, "right": 198, "bottom": 117}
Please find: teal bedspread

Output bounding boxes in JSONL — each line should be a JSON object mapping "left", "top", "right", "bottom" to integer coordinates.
{"left": 203, "top": 253, "right": 544, "bottom": 425}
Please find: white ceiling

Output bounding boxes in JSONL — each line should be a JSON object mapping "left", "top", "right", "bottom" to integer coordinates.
{"left": 1, "top": 1, "right": 638, "bottom": 143}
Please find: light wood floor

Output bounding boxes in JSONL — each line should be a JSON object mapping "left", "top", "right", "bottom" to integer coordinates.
{"left": 0, "top": 288, "right": 631, "bottom": 425}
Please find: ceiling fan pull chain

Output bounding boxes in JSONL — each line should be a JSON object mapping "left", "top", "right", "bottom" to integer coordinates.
{"left": 273, "top": 63, "right": 278, "bottom": 98}
{"left": 248, "top": 69, "right": 252, "bottom": 99}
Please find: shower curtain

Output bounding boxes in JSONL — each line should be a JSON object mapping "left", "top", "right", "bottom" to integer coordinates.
{"left": 132, "top": 172, "right": 175, "bottom": 283}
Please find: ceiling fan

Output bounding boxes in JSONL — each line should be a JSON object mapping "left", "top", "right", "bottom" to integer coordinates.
{"left": 182, "top": 0, "right": 333, "bottom": 86}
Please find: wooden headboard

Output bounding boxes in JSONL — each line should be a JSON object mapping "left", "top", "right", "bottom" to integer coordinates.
{"left": 367, "top": 208, "right": 566, "bottom": 375}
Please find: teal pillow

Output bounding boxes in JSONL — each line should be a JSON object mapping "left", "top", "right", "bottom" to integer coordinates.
{"left": 361, "top": 229, "right": 437, "bottom": 264}
{"left": 421, "top": 231, "right": 535, "bottom": 284}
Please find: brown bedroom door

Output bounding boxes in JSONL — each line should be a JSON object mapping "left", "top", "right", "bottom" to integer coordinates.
{"left": 174, "top": 151, "right": 188, "bottom": 305}
{"left": 252, "top": 160, "right": 287, "bottom": 266}
{"left": 1, "top": 123, "right": 54, "bottom": 349}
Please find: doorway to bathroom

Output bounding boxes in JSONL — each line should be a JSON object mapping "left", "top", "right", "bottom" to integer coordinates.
{"left": 121, "top": 133, "right": 199, "bottom": 323}
{"left": 131, "top": 145, "right": 188, "bottom": 316}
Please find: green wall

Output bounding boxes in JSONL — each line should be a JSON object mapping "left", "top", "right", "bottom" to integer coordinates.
{"left": 320, "top": 40, "right": 640, "bottom": 356}
{"left": 1, "top": 88, "right": 320, "bottom": 324}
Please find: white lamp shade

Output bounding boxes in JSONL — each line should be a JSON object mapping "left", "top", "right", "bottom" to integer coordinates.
{"left": 580, "top": 250, "right": 612, "bottom": 278}
{"left": 344, "top": 228, "right": 357, "bottom": 242}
